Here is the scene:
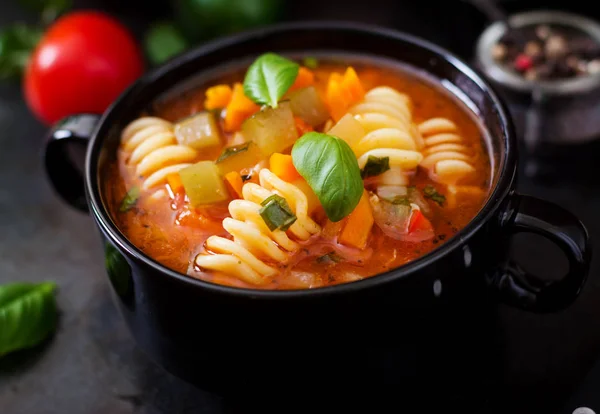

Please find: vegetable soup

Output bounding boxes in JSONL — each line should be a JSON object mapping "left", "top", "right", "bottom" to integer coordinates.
{"left": 103, "top": 53, "right": 491, "bottom": 290}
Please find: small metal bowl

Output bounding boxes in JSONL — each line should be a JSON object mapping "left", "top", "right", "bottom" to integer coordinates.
{"left": 475, "top": 10, "right": 600, "bottom": 146}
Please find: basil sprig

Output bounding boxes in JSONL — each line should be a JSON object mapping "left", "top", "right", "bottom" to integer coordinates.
{"left": 292, "top": 132, "right": 363, "bottom": 222}
{"left": 243, "top": 52, "right": 299, "bottom": 108}
{"left": 0, "top": 282, "right": 58, "bottom": 357}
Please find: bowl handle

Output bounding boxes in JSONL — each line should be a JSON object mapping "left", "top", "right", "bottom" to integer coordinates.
{"left": 487, "top": 194, "right": 591, "bottom": 313}
{"left": 44, "top": 114, "right": 101, "bottom": 212}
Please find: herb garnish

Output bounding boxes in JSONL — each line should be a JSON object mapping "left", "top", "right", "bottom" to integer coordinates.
{"left": 216, "top": 142, "right": 251, "bottom": 163}
{"left": 291, "top": 132, "right": 363, "bottom": 222}
{"left": 243, "top": 52, "right": 299, "bottom": 108}
{"left": 361, "top": 155, "right": 390, "bottom": 178}
{"left": 316, "top": 252, "right": 343, "bottom": 264}
{"left": 119, "top": 186, "right": 140, "bottom": 212}
{"left": 423, "top": 185, "right": 446, "bottom": 206}
{"left": 259, "top": 194, "right": 297, "bottom": 231}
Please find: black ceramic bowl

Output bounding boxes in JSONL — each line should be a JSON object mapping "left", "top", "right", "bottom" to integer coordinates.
{"left": 44, "top": 22, "right": 590, "bottom": 398}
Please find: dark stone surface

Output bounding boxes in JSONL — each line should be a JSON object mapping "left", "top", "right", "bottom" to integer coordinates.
{"left": 2, "top": 1, "right": 600, "bottom": 413}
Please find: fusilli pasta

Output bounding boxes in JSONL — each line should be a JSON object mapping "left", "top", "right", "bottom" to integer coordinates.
{"left": 120, "top": 117, "right": 198, "bottom": 190}
{"left": 418, "top": 117, "right": 475, "bottom": 185}
{"left": 195, "top": 169, "right": 321, "bottom": 285}
{"left": 349, "top": 87, "right": 424, "bottom": 171}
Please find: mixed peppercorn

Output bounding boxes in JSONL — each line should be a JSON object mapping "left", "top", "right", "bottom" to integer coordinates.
{"left": 492, "top": 24, "right": 600, "bottom": 81}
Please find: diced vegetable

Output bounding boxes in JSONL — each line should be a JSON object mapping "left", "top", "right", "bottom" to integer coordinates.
{"left": 242, "top": 101, "right": 297, "bottom": 156}
{"left": 377, "top": 165, "right": 409, "bottom": 186}
{"left": 167, "top": 172, "right": 184, "bottom": 194}
{"left": 174, "top": 111, "right": 222, "bottom": 150}
{"left": 270, "top": 153, "right": 301, "bottom": 182}
{"left": 407, "top": 186, "right": 431, "bottom": 216}
{"left": 408, "top": 209, "right": 433, "bottom": 234}
{"left": 292, "top": 178, "right": 320, "bottom": 215}
{"left": 423, "top": 185, "right": 446, "bottom": 206}
{"left": 327, "top": 113, "right": 365, "bottom": 148}
{"left": 294, "top": 116, "right": 313, "bottom": 135}
{"left": 326, "top": 67, "right": 365, "bottom": 121}
{"left": 361, "top": 155, "right": 390, "bottom": 178}
{"left": 119, "top": 186, "right": 140, "bottom": 212}
{"left": 179, "top": 161, "right": 229, "bottom": 206}
{"left": 376, "top": 185, "right": 407, "bottom": 201}
{"left": 338, "top": 190, "right": 374, "bottom": 250}
{"left": 224, "top": 82, "right": 260, "bottom": 132}
{"left": 370, "top": 194, "right": 434, "bottom": 242}
{"left": 204, "top": 84, "right": 232, "bottom": 110}
{"left": 288, "top": 86, "right": 329, "bottom": 126}
{"left": 259, "top": 194, "right": 297, "bottom": 231}
{"left": 215, "top": 141, "right": 262, "bottom": 175}
{"left": 224, "top": 171, "right": 244, "bottom": 199}
{"left": 289, "top": 67, "right": 315, "bottom": 92}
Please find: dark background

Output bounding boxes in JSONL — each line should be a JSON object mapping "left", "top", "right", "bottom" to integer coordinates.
{"left": 2, "top": 0, "right": 600, "bottom": 413}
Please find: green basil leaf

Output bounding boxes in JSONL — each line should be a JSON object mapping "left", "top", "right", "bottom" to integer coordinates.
{"left": 292, "top": 132, "right": 363, "bottom": 222}
{"left": 423, "top": 185, "right": 446, "bottom": 206}
{"left": 144, "top": 22, "right": 189, "bottom": 65}
{"left": 243, "top": 52, "right": 299, "bottom": 108}
{"left": 0, "top": 282, "right": 58, "bottom": 357}
{"left": 18, "top": 0, "right": 71, "bottom": 24}
{"left": 119, "top": 186, "right": 140, "bottom": 213}
{"left": 0, "top": 24, "right": 43, "bottom": 80}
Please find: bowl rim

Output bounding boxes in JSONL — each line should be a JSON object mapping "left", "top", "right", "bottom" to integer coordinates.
{"left": 475, "top": 9, "right": 600, "bottom": 96}
{"left": 85, "top": 20, "right": 517, "bottom": 299}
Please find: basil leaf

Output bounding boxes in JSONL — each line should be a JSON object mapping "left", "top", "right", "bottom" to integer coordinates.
{"left": 119, "top": 186, "right": 140, "bottom": 212}
{"left": 390, "top": 196, "right": 410, "bottom": 206}
{"left": 259, "top": 194, "right": 297, "bottom": 231}
{"left": 243, "top": 52, "right": 299, "bottom": 108}
{"left": 144, "top": 22, "right": 189, "bottom": 65}
{"left": 423, "top": 185, "right": 446, "bottom": 206}
{"left": 361, "top": 155, "right": 390, "bottom": 178}
{"left": 18, "top": 0, "right": 71, "bottom": 24}
{"left": 292, "top": 132, "right": 363, "bottom": 222}
{"left": 0, "top": 282, "right": 58, "bottom": 357}
{"left": 0, "top": 24, "right": 43, "bottom": 80}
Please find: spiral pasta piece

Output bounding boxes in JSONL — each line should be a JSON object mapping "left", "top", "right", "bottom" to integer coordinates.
{"left": 120, "top": 117, "right": 198, "bottom": 190}
{"left": 195, "top": 169, "right": 321, "bottom": 285}
{"left": 349, "top": 87, "right": 424, "bottom": 171}
{"left": 418, "top": 117, "right": 475, "bottom": 185}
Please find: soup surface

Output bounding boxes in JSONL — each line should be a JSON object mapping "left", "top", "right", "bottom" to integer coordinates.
{"left": 104, "top": 54, "right": 491, "bottom": 289}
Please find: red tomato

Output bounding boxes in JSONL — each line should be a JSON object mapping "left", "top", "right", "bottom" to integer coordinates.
{"left": 24, "top": 11, "right": 144, "bottom": 125}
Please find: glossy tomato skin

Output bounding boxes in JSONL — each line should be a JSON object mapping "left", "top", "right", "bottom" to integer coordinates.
{"left": 24, "top": 11, "right": 144, "bottom": 125}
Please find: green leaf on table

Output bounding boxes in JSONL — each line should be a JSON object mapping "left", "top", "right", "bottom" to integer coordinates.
{"left": 291, "top": 132, "right": 363, "bottom": 222}
{"left": 243, "top": 52, "right": 299, "bottom": 108}
{"left": 18, "top": 0, "right": 72, "bottom": 25}
{"left": 0, "top": 24, "right": 43, "bottom": 80}
{"left": 144, "top": 22, "right": 189, "bottom": 65}
{"left": 0, "top": 282, "right": 58, "bottom": 357}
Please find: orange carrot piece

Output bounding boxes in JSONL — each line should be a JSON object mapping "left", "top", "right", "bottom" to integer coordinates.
{"left": 204, "top": 85, "right": 233, "bottom": 110}
{"left": 224, "top": 171, "right": 244, "bottom": 199}
{"left": 338, "top": 190, "right": 374, "bottom": 249}
{"left": 326, "top": 67, "right": 365, "bottom": 122}
{"left": 167, "top": 172, "right": 184, "bottom": 194}
{"left": 269, "top": 153, "right": 302, "bottom": 182}
{"left": 294, "top": 116, "right": 313, "bottom": 135}
{"left": 289, "top": 67, "right": 315, "bottom": 92}
{"left": 224, "top": 83, "right": 260, "bottom": 132}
